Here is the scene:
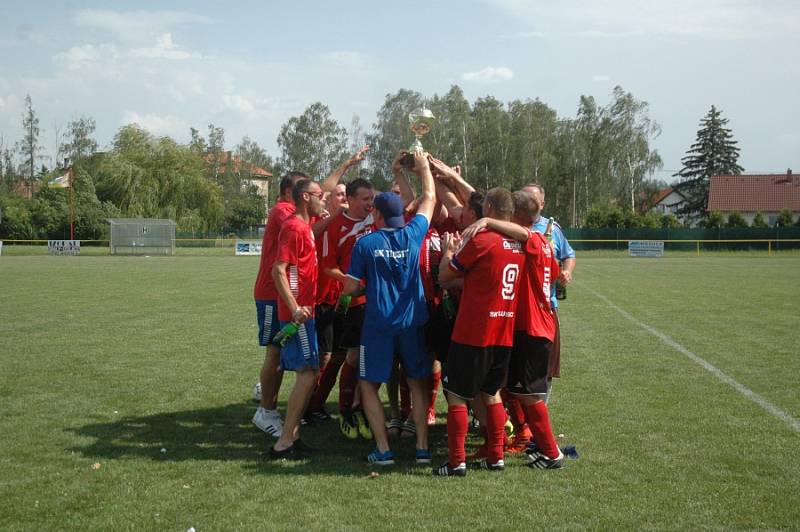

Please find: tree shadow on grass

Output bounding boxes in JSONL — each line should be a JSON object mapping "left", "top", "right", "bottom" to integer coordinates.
{"left": 66, "top": 401, "right": 456, "bottom": 477}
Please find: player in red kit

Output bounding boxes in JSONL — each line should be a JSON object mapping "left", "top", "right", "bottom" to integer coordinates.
{"left": 320, "top": 178, "right": 376, "bottom": 439}
{"left": 435, "top": 187, "right": 525, "bottom": 476}
{"left": 460, "top": 190, "right": 566, "bottom": 469}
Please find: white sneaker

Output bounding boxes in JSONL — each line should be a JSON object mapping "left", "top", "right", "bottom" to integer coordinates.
{"left": 252, "top": 407, "right": 283, "bottom": 437}
{"left": 253, "top": 382, "right": 262, "bottom": 402}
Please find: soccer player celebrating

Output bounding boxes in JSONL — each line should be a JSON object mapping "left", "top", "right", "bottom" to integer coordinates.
{"left": 461, "top": 190, "right": 566, "bottom": 469}
{"left": 269, "top": 178, "right": 325, "bottom": 458}
{"left": 321, "top": 178, "right": 376, "bottom": 439}
{"left": 342, "top": 149, "right": 436, "bottom": 466}
{"left": 435, "top": 187, "right": 525, "bottom": 476}
{"left": 252, "top": 172, "right": 308, "bottom": 437}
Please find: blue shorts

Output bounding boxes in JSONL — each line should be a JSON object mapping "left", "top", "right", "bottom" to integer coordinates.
{"left": 359, "top": 326, "right": 431, "bottom": 384}
{"left": 279, "top": 319, "right": 320, "bottom": 372}
{"left": 256, "top": 300, "right": 280, "bottom": 347}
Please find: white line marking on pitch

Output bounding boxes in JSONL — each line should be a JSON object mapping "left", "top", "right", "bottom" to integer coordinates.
{"left": 582, "top": 284, "right": 800, "bottom": 433}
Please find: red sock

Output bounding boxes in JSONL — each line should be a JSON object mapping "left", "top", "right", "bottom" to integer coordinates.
{"left": 446, "top": 404, "right": 468, "bottom": 467}
{"left": 501, "top": 388, "right": 526, "bottom": 432}
{"left": 524, "top": 400, "right": 559, "bottom": 458}
{"left": 485, "top": 402, "right": 507, "bottom": 464}
{"left": 427, "top": 371, "right": 441, "bottom": 414}
{"left": 399, "top": 370, "right": 411, "bottom": 419}
{"left": 338, "top": 360, "right": 358, "bottom": 415}
{"left": 308, "top": 355, "right": 344, "bottom": 411}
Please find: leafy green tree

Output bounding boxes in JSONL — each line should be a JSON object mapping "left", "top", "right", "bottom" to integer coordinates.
{"left": 469, "top": 96, "right": 511, "bottom": 191}
{"left": 751, "top": 212, "right": 768, "bottom": 228}
{"left": 674, "top": 106, "right": 744, "bottom": 222}
{"left": 277, "top": 102, "right": 348, "bottom": 180}
{"left": 235, "top": 136, "right": 273, "bottom": 173}
{"left": 702, "top": 211, "right": 725, "bottom": 228}
{"left": 725, "top": 211, "right": 748, "bottom": 228}
{"left": 366, "top": 90, "right": 426, "bottom": 181}
{"left": 426, "top": 85, "right": 472, "bottom": 172}
{"left": 189, "top": 127, "right": 207, "bottom": 155}
{"left": 224, "top": 185, "right": 267, "bottom": 233}
{"left": 584, "top": 202, "right": 625, "bottom": 228}
{"left": 606, "top": 86, "right": 663, "bottom": 213}
{"left": 0, "top": 195, "right": 34, "bottom": 238}
{"left": 777, "top": 208, "right": 794, "bottom": 226}
{"left": 60, "top": 116, "right": 97, "bottom": 165}
{"left": 507, "top": 98, "right": 558, "bottom": 192}
{"left": 660, "top": 213, "right": 681, "bottom": 228}
{"left": 17, "top": 94, "right": 43, "bottom": 197}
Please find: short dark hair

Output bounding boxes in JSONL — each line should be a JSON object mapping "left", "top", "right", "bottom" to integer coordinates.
{"left": 524, "top": 183, "right": 545, "bottom": 198}
{"left": 484, "top": 187, "right": 514, "bottom": 220}
{"left": 467, "top": 190, "right": 485, "bottom": 219}
{"left": 280, "top": 171, "right": 309, "bottom": 196}
{"left": 292, "top": 178, "right": 314, "bottom": 205}
{"left": 346, "top": 178, "right": 373, "bottom": 198}
{"left": 512, "top": 190, "right": 537, "bottom": 225}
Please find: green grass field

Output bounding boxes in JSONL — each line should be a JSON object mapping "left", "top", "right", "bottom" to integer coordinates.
{"left": 1, "top": 254, "right": 798, "bottom": 531}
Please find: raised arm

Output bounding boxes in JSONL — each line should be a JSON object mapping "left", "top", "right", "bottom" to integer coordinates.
{"left": 461, "top": 217, "right": 529, "bottom": 243}
{"left": 319, "top": 144, "right": 370, "bottom": 193}
{"left": 413, "top": 149, "right": 436, "bottom": 222}
{"left": 392, "top": 152, "right": 417, "bottom": 207}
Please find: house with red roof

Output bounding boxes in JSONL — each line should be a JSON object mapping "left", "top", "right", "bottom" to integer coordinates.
{"left": 649, "top": 187, "right": 692, "bottom": 224}
{"left": 707, "top": 170, "right": 799, "bottom": 226}
{"left": 204, "top": 150, "right": 273, "bottom": 200}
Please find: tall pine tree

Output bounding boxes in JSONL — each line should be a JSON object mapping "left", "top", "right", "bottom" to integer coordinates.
{"left": 674, "top": 106, "right": 743, "bottom": 221}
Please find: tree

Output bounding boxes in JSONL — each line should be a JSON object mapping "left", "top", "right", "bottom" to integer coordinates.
{"left": 751, "top": 212, "right": 768, "bottom": 228}
{"left": 702, "top": 211, "right": 725, "bottom": 228}
{"left": 277, "top": 102, "right": 348, "bottom": 179}
{"left": 60, "top": 116, "right": 97, "bottom": 165}
{"left": 235, "top": 136, "right": 273, "bottom": 174}
{"left": 366, "top": 90, "right": 426, "bottom": 181}
{"left": 725, "top": 211, "right": 747, "bottom": 228}
{"left": 189, "top": 127, "right": 207, "bottom": 155}
{"left": 777, "top": 208, "right": 793, "bottom": 227}
{"left": 469, "top": 96, "right": 511, "bottom": 191}
{"left": 674, "top": 106, "right": 744, "bottom": 222}
{"left": 18, "top": 94, "right": 43, "bottom": 197}
{"left": 606, "top": 86, "right": 663, "bottom": 213}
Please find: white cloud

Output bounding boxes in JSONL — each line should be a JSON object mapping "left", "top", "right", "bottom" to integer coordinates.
{"left": 501, "top": 31, "right": 545, "bottom": 39}
{"left": 462, "top": 66, "right": 515, "bottom": 82}
{"left": 121, "top": 111, "right": 189, "bottom": 137}
{"left": 592, "top": 74, "right": 610, "bottom": 82}
{"left": 53, "top": 44, "right": 120, "bottom": 71}
{"left": 131, "top": 34, "right": 201, "bottom": 60}
{"left": 321, "top": 51, "right": 371, "bottom": 69}
{"left": 222, "top": 94, "right": 255, "bottom": 113}
{"left": 73, "top": 9, "right": 212, "bottom": 42}
{"left": 485, "top": 0, "right": 797, "bottom": 40}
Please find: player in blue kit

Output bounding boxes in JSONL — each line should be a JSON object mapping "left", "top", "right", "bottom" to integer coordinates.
{"left": 342, "top": 148, "right": 436, "bottom": 466}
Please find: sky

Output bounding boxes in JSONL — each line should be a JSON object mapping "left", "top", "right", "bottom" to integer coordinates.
{"left": 1, "top": 0, "right": 798, "bottom": 183}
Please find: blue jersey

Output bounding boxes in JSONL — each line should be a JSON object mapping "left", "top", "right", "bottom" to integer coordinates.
{"left": 347, "top": 214, "right": 430, "bottom": 330}
{"left": 532, "top": 215, "right": 575, "bottom": 308}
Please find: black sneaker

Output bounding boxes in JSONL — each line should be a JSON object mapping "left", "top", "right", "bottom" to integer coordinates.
{"left": 308, "top": 409, "right": 332, "bottom": 421}
{"left": 432, "top": 461, "right": 467, "bottom": 477}
{"left": 269, "top": 443, "right": 308, "bottom": 461}
{"left": 292, "top": 438, "right": 315, "bottom": 453}
{"left": 474, "top": 458, "right": 505, "bottom": 471}
{"left": 526, "top": 449, "right": 564, "bottom": 470}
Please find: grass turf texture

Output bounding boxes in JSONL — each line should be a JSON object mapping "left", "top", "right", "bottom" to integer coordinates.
{"left": 1, "top": 254, "right": 798, "bottom": 530}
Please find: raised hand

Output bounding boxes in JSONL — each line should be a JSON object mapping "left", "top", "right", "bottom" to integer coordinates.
{"left": 349, "top": 145, "right": 370, "bottom": 166}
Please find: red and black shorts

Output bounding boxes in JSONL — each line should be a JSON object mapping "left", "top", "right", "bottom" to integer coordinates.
{"left": 339, "top": 303, "right": 366, "bottom": 349}
{"left": 314, "top": 303, "right": 344, "bottom": 354}
{"left": 507, "top": 331, "right": 552, "bottom": 396}
{"left": 424, "top": 301, "right": 453, "bottom": 361}
{"left": 442, "top": 341, "right": 511, "bottom": 400}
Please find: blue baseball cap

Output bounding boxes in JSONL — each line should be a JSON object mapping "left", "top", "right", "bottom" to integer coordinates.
{"left": 374, "top": 192, "right": 406, "bottom": 228}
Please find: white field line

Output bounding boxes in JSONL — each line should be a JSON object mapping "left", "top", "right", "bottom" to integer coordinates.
{"left": 582, "top": 284, "right": 800, "bottom": 433}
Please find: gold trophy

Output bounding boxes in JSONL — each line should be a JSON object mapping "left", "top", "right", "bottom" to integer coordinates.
{"left": 400, "top": 108, "right": 435, "bottom": 169}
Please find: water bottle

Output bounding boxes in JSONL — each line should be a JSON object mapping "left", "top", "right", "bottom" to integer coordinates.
{"left": 272, "top": 321, "right": 299, "bottom": 347}
{"left": 334, "top": 294, "right": 352, "bottom": 316}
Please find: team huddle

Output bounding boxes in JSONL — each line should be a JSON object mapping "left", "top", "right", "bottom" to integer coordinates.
{"left": 251, "top": 145, "right": 576, "bottom": 476}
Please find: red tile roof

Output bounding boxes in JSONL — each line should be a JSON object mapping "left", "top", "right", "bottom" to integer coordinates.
{"left": 204, "top": 151, "right": 272, "bottom": 178}
{"left": 707, "top": 173, "right": 800, "bottom": 212}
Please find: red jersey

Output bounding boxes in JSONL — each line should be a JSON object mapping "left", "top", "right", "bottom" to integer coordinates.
{"left": 254, "top": 200, "right": 295, "bottom": 301}
{"left": 515, "top": 231, "right": 559, "bottom": 341}
{"left": 320, "top": 211, "right": 375, "bottom": 306}
{"left": 420, "top": 227, "right": 443, "bottom": 305}
{"left": 275, "top": 216, "right": 318, "bottom": 322}
{"left": 448, "top": 229, "right": 525, "bottom": 347}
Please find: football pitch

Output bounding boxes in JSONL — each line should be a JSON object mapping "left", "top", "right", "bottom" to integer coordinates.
{"left": 1, "top": 254, "right": 798, "bottom": 530}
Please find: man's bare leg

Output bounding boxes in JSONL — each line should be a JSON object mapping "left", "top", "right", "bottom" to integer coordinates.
{"left": 359, "top": 380, "right": 389, "bottom": 452}
{"left": 274, "top": 369, "right": 318, "bottom": 452}
{"left": 259, "top": 344, "right": 283, "bottom": 410}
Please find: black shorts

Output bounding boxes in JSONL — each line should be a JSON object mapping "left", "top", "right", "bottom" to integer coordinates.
{"left": 339, "top": 304, "right": 366, "bottom": 349}
{"left": 442, "top": 341, "right": 511, "bottom": 400}
{"left": 548, "top": 310, "right": 561, "bottom": 379}
{"left": 314, "top": 303, "right": 344, "bottom": 354}
{"left": 507, "top": 331, "right": 552, "bottom": 396}
{"left": 424, "top": 302, "right": 453, "bottom": 361}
